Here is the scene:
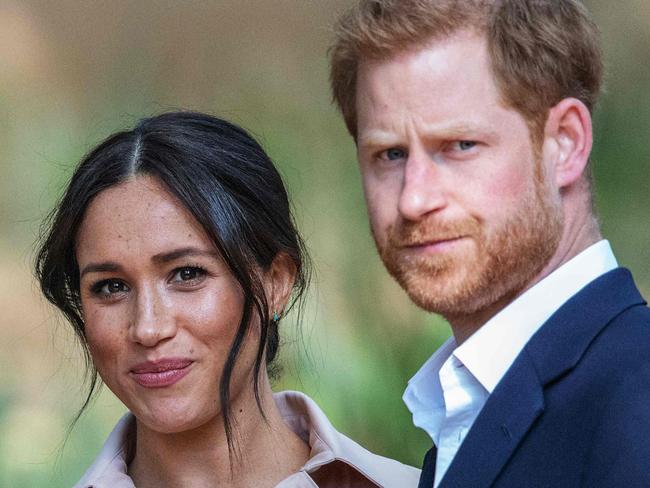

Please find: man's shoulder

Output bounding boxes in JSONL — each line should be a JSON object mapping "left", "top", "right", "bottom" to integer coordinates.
{"left": 519, "top": 267, "right": 650, "bottom": 416}
{"left": 544, "top": 287, "right": 650, "bottom": 408}
{"left": 523, "top": 268, "right": 647, "bottom": 380}
{"left": 582, "top": 299, "right": 650, "bottom": 374}
{"left": 603, "top": 297, "right": 650, "bottom": 337}
{"left": 495, "top": 287, "right": 650, "bottom": 486}
{"left": 560, "top": 269, "right": 650, "bottom": 382}
{"left": 578, "top": 303, "right": 650, "bottom": 486}
{"left": 583, "top": 267, "right": 650, "bottom": 353}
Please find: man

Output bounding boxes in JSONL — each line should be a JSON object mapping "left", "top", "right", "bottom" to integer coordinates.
{"left": 329, "top": 1, "right": 650, "bottom": 487}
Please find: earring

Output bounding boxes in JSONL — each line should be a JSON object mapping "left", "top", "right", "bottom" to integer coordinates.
{"left": 273, "top": 311, "right": 281, "bottom": 323}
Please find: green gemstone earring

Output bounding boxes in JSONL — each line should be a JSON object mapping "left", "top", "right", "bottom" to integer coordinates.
{"left": 273, "top": 311, "right": 281, "bottom": 323}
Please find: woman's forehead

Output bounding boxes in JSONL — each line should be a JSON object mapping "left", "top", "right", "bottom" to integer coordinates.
{"left": 75, "top": 175, "right": 214, "bottom": 265}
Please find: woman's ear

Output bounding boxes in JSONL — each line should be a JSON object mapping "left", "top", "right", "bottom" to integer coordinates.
{"left": 543, "top": 97, "right": 594, "bottom": 189}
{"left": 265, "top": 253, "right": 297, "bottom": 317}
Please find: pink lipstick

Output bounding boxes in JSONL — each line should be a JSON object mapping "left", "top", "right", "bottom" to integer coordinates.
{"left": 130, "top": 358, "right": 193, "bottom": 388}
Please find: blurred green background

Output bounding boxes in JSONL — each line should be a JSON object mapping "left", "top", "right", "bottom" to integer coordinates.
{"left": 0, "top": 1, "right": 648, "bottom": 486}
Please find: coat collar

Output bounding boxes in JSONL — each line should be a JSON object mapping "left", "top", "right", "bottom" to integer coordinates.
{"left": 274, "top": 390, "right": 421, "bottom": 486}
{"left": 73, "top": 414, "right": 136, "bottom": 488}
{"left": 525, "top": 268, "right": 645, "bottom": 385}
{"left": 438, "top": 268, "right": 646, "bottom": 488}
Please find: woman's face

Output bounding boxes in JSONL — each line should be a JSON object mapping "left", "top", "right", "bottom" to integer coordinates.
{"left": 76, "top": 175, "right": 257, "bottom": 434}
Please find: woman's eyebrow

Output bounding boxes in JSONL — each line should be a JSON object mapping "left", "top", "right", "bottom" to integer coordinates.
{"left": 79, "top": 248, "right": 219, "bottom": 278}
{"left": 151, "top": 247, "right": 219, "bottom": 264}
{"left": 80, "top": 262, "right": 122, "bottom": 279}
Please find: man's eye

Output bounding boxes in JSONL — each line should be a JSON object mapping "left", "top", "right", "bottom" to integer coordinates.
{"left": 380, "top": 148, "right": 407, "bottom": 161}
{"left": 92, "top": 280, "right": 129, "bottom": 297}
{"left": 171, "top": 266, "right": 206, "bottom": 283}
{"left": 456, "top": 141, "right": 477, "bottom": 151}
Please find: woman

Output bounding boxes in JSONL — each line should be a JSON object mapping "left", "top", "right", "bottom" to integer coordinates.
{"left": 35, "top": 112, "right": 420, "bottom": 487}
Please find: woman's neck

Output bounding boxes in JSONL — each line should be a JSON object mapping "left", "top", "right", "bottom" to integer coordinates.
{"left": 128, "top": 379, "right": 310, "bottom": 488}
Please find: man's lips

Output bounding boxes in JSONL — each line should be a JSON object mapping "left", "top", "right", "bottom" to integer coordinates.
{"left": 401, "top": 236, "right": 467, "bottom": 250}
{"left": 130, "top": 358, "right": 194, "bottom": 388}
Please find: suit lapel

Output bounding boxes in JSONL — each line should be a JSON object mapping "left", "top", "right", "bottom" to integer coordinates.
{"left": 438, "top": 268, "right": 645, "bottom": 488}
{"left": 439, "top": 351, "right": 544, "bottom": 488}
{"left": 419, "top": 446, "right": 437, "bottom": 488}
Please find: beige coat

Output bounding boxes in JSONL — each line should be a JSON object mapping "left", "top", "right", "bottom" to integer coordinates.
{"left": 73, "top": 390, "right": 420, "bottom": 487}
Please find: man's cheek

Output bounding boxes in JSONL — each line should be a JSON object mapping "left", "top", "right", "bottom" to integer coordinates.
{"left": 486, "top": 153, "right": 536, "bottom": 201}
{"left": 368, "top": 211, "right": 389, "bottom": 248}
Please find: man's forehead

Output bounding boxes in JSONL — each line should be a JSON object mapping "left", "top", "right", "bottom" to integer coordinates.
{"left": 355, "top": 43, "right": 504, "bottom": 138}
{"left": 356, "top": 34, "right": 493, "bottom": 105}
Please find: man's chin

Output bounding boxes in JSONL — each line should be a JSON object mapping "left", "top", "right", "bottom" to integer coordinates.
{"left": 403, "top": 282, "right": 520, "bottom": 321}
{"left": 388, "top": 265, "right": 483, "bottom": 315}
{"left": 401, "top": 279, "right": 488, "bottom": 317}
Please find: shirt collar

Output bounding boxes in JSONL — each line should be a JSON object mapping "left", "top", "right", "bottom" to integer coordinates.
{"left": 402, "top": 337, "right": 456, "bottom": 444}
{"left": 455, "top": 239, "right": 617, "bottom": 393}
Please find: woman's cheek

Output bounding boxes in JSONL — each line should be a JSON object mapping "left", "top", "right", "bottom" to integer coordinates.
{"left": 84, "top": 307, "right": 124, "bottom": 366}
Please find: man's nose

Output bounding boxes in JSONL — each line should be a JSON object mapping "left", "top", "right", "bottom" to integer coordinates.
{"left": 398, "top": 152, "right": 448, "bottom": 221}
{"left": 128, "top": 287, "right": 177, "bottom": 347}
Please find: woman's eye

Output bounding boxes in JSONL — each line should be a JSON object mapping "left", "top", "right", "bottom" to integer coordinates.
{"left": 379, "top": 147, "right": 407, "bottom": 161}
{"left": 171, "top": 266, "right": 206, "bottom": 284}
{"left": 92, "top": 280, "right": 129, "bottom": 297}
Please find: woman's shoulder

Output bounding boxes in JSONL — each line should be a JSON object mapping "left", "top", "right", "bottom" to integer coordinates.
{"left": 274, "top": 390, "right": 421, "bottom": 488}
{"left": 72, "top": 413, "right": 136, "bottom": 488}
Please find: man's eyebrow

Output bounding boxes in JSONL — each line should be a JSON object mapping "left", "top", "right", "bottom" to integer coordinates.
{"left": 151, "top": 247, "right": 220, "bottom": 264}
{"left": 439, "top": 124, "right": 500, "bottom": 140}
{"left": 79, "top": 262, "right": 122, "bottom": 279}
{"left": 357, "top": 130, "right": 401, "bottom": 150}
{"left": 358, "top": 124, "right": 500, "bottom": 150}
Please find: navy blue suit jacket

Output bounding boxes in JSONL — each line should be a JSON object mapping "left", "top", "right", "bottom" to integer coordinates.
{"left": 419, "top": 268, "right": 650, "bottom": 488}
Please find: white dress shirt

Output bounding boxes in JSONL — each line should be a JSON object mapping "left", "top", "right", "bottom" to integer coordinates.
{"left": 403, "top": 240, "right": 618, "bottom": 487}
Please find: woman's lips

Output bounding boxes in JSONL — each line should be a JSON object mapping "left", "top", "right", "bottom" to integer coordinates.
{"left": 130, "top": 358, "right": 194, "bottom": 388}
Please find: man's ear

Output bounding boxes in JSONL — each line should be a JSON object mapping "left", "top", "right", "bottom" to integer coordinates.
{"left": 543, "top": 97, "right": 593, "bottom": 189}
{"left": 265, "top": 253, "right": 297, "bottom": 318}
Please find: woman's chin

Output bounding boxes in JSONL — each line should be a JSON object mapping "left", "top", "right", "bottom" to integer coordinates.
{"left": 133, "top": 401, "right": 217, "bottom": 435}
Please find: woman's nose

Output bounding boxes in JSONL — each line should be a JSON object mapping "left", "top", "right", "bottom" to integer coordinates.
{"left": 128, "top": 287, "right": 177, "bottom": 347}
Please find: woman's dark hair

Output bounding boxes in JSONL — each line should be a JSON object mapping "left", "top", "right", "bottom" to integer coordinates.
{"left": 35, "top": 111, "right": 310, "bottom": 455}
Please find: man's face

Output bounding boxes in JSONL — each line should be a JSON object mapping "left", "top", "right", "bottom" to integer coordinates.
{"left": 355, "top": 31, "right": 563, "bottom": 319}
